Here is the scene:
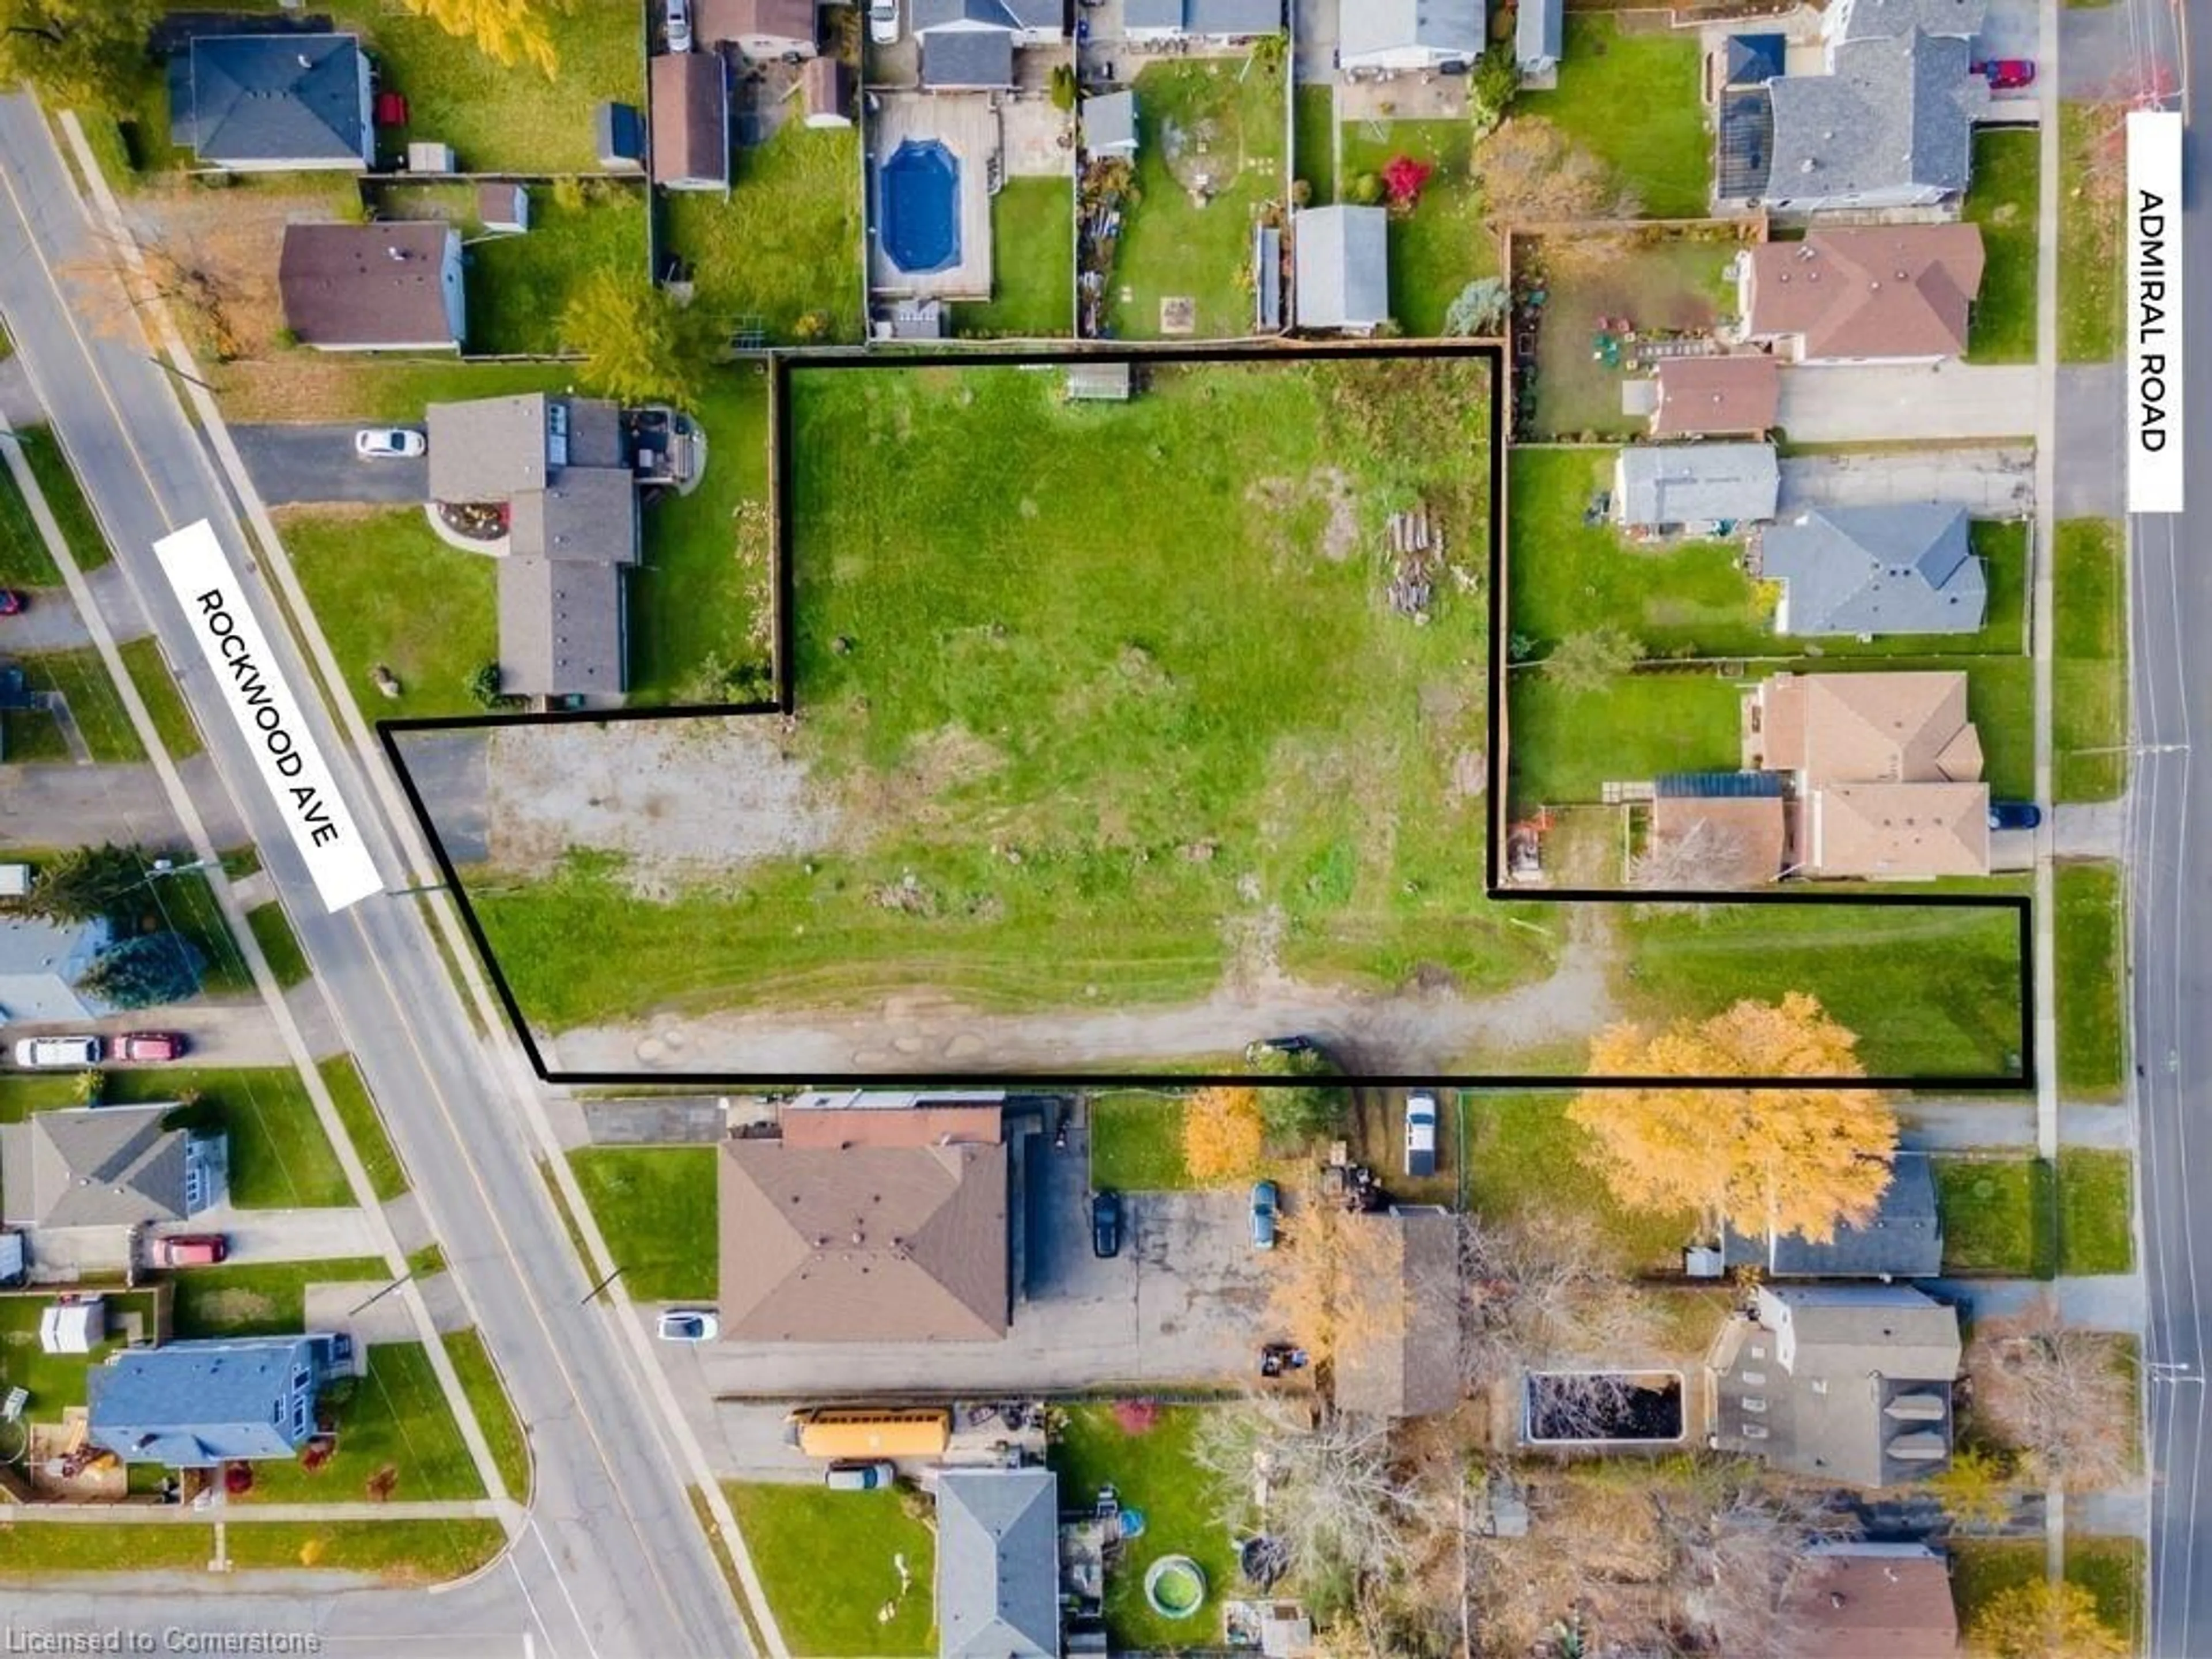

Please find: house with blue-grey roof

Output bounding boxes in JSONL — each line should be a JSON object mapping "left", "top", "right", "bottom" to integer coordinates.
{"left": 1340, "top": 0, "right": 1483, "bottom": 71}
{"left": 1516, "top": 0, "right": 1564, "bottom": 82}
{"left": 1721, "top": 1152, "right": 1944, "bottom": 1278}
{"left": 1294, "top": 205, "right": 1389, "bottom": 333}
{"left": 168, "top": 34, "right": 373, "bottom": 172}
{"left": 1613, "top": 443, "right": 1779, "bottom": 533}
{"left": 89, "top": 1334, "right": 350, "bottom": 1466}
{"left": 0, "top": 913, "right": 111, "bottom": 1027}
{"left": 1124, "top": 0, "right": 1284, "bottom": 41}
{"left": 1823, "top": 0, "right": 1986, "bottom": 54}
{"left": 936, "top": 1467, "right": 1060, "bottom": 1658}
{"left": 1756, "top": 29, "right": 1990, "bottom": 213}
{"left": 1763, "top": 504, "right": 1986, "bottom": 637}
{"left": 914, "top": 0, "right": 1064, "bottom": 89}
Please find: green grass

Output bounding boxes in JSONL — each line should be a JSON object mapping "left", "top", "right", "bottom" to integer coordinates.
{"left": 665, "top": 122, "right": 864, "bottom": 344}
{"left": 2054, "top": 519, "right": 2126, "bottom": 802}
{"left": 140, "top": 865, "right": 255, "bottom": 997}
{"left": 16, "top": 425, "right": 111, "bottom": 571}
{"left": 171, "top": 1257, "right": 391, "bottom": 1339}
{"left": 0, "top": 1290, "right": 163, "bottom": 1423}
{"left": 567, "top": 1147, "right": 717, "bottom": 1302}
{"left": 0, "top": 457, "right": 63, "bottom": 585}
{"left": 222, "top": 1519, "right": 507, "bottom": 1582}
{"left": 0, "top": 1525, "right": 218, "bottom": 1575}
{"left": 1514, "top": 16, "right": 1710, "bottom": 217}
{"left": 1107, "top": 58, "right": 1287, "bottom": 340}
{"left": 444, "top": 1327, "right": 530, "bottom": 1502}
{"left": 1950, "top": 1540, "right": 2046, "bottom": 1637}
{"left": 118, "top": 637, "right": 203, "bottom": 759}
{"left": 1525, "top": 236, "right": 1740, "bottom": 438}
{"left": 245, "top": 900, "right": 312, "bottom": 991}
{"left": 1933, "top": 1154, "right": 2054, "bottom": 1277}
{"left": 370, "top": 180, "right": 649, "bottom": 356}
{"left": 2056, "top": 861, "right": 2126, "bottom": 1101}
{"left": 1089, "top": 1092, "right": 1195, "bottom": 1191}
{"left": 1051, "top": 1404, "right": 1241, "bottom": 1651}
{"left": 1963, "top": 131, "right": 2041, "bottom": 365}
{"left": 629, "top": 370, "right": 774, "bottom": 703}
{"left": 322, "top": 1054, "right": 409, "bottom": 1203}
{"left": 221, "top": 359, "right": 580, "bottom": 426}
{"left": 1461, "top": 1093, "right": 1695, "bottom": 1270}
{"left": 16, "top": 646, "right": 146, "bottom": 763}
{"left": 237, "top": 1342, "right": 484, "bottom": 1505}
{"left": 725, "top": 1483, "right": 934, "bottom": 1656}
{"left": 1293, "top": 85, "right": 1335, "bottom": 202}
{"left": 957, "top": 177, "right": 1075, "bottom": 339}
{"left": 2057, "top": 1148, "right": 2134, "bottom": 1275}
{"left": 281, "top": 506, "right": 497, "bottom": 722}
{"left": 1337, "top": 120, "right": 1500, "bottom": 337}
{"left": 2059, "top": 103, "right": 2123, "bottom": 362}
{"left": 2066, "top": 1537, "right": 2145, "bottom": 1650}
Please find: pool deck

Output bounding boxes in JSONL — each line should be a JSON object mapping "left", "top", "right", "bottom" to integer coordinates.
{"left": 868, "top": 91, "right": 997, "bottom": 303}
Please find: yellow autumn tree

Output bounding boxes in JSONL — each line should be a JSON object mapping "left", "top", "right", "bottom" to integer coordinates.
{"left": 1569, "top": 993, "right": 1898, "bottom": 1245}
{"left": 1264, "top": 1194, "right": 1409, "bottom": 1365}
{"left": 1182, "top": 1086, "right": 1264, "bottom": 1184}
{"left": 399, "top": 0, "right": 573, "bottom": 78}
{"left": 1969, "top": 1580, "right": 2126, "bottom": 1659}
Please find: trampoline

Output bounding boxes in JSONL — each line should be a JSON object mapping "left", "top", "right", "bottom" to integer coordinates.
{"left": 878, "top": 139, "right": 961, "bottom": 275}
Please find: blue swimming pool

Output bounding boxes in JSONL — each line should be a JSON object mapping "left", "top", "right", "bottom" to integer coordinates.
{"left": 878, "top": 139, "right": 960, "bottom": 275}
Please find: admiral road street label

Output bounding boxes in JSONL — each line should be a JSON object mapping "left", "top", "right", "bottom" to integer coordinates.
{"left": 2127, "top": 110, "right": 2183, "bottom": 514}
{"left": 153, "top": 519, "right": 383, "bottom": 912}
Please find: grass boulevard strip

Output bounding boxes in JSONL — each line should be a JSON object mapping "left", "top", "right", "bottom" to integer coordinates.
{"left": 376, "top": 341, "right": 2032, "bottom": 1093}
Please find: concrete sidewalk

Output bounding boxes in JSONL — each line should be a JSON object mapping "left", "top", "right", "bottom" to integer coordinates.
{"left": 1902, "top": 1101, "right": 2134, "bottom": 1150}
{"left": 1934, "top": 1274, "right": 2146, "bottom": 1331}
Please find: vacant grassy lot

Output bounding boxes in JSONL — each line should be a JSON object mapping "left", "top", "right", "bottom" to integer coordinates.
{"left": 2058, "top": 1147, "right": 2134, "bottom": 1275}
{"left": 666, "top": 124, "right": 864, "bottom": 344}
{"left": 246, "top": 900, "right": 311, "bottom": 990}
{"left": 17, "top": 646, "right": 145, "bottom": 763}
{"left": 118, "top": 637, "right": 203, "bottom": 759}
{"left": 0, "top": 459, "right": 61, "bottom": 585}
{"left": 2056, "top": 860, "right": 2126, "bottom": 1101}
{"left": 567, "top": 1147, "right": 717, "bottom": 1302}
{"left": 1933, "top": 1153, "right": 2053, "bottom": 1277}
{"left": 1089, "top": 1091, "right": 1196, "bottom": 1191}
{"left": 445, "top": 1327, "right": 530, "bottom": 1501}
{"left": 1515, "top": 17, "right": 1710, "bottom": 218}
{"left": 2054, "top": 518, "right": 2126, "bottom": 802}
{"left": 2059, "top": 103, "right": 2124, "bottom": 362}
{"left": 958, "top": 177, "right": 1074, "bottom": 339}
{"left": 172, "top": 1258, "right": 389, "bottom": 1340}
{"left": 1462, "top": 1093, "right": 1695, "bottom": 1270}
{"left": 281, "top": 505, "right": 497, "bottom": 722}
{"left": 1106, "top": 58, "right": 1287, "bottom": 340}
{"left": 238, "top": 1342, "right": 483, "bottom": 1505}
{"left": 1051, "top": 1404, "right": 1241, "bottom": 1652}
{"left": 630, "top": 370, "right": 774, "bottom": 703}
{"left": 1337, "top": 119, "right": 1500, "bottom": 336}
{"left": 726, "top": 1483, "right": 934, "bottom": 1656}
{"left": 1524, "top": 233, "right": 1739, "bottom": 438}
{"left": 323, "top": 1054, "right": 409, "bottom": 1203}
{"left": 1964, "top": 131, "right": 2041, "bottom": 364}
{"left": 372, "top": 180, "right": 649, "bottom": 357}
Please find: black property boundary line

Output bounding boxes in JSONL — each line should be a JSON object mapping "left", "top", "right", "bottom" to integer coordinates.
{"left": 372, "top": 339, "right": 2035, "bottom": 1094}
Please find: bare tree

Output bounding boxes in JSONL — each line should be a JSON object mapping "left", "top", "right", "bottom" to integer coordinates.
{"left": 1968, "top": 1308, "right": 2135, "bottom": 1489}
{"left": 1632, "top": 816, "right": 1756, "bottom": 893}
{"left": 1661, "top": 1484, "right": 1843, "bottom": 1659}
{"left": 1457, "top": 1211, "right": 1660, "bottom": 1393}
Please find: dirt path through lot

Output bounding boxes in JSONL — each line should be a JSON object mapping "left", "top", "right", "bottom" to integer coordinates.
{"left": 544, "top": 907, "right": 1619, "bottom": 1077}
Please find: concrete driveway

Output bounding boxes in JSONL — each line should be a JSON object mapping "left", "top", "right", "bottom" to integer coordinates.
{"left": 162, "top": 1205, "right": 379, "bottom": 1263}
{"left": 1777, "top": 447, "right": 2034, "bottom": 517}
{"left": 1776, "top": 363, "right": 2039, "bottom": 442}
{"left": 233, "top": 424, "right": 428, "bottom": 506}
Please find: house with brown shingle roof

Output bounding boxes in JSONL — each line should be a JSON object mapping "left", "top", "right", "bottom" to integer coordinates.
{"left": 277, "top": 222, "right": 464, "bottom": 351}
{"left": 651, "top": 51, "right": 730, "bottom": 191}
{"left": 1741, "top": 672, "right": 1991, "bottom": 878}
{"left": 1785, "top": 1542, "right": 1960, "bottom": 1658}
{"left": 1332, "top": 1207, "right": 1462, "bottom": 1421}
{"left": 717, "top": 1112, "right": 1009, "bottom": 1343}
{"left": 1738, "top": 225, "right": 1986, "bottom": 363}
{"left": 1649, "top": 355, "right": 1782, "bottom": 438}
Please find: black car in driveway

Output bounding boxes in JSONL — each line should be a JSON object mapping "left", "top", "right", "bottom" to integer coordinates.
{"left": 1988, "top": 800, "right": 2043, "bottom": 831}
{"left": 1090, "top": 1189, "right": 1123, "bottom": 1259}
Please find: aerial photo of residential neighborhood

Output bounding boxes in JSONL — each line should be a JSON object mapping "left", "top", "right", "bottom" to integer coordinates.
{"left": 0, "top": 0, "right": 2192, "bottom": 1654}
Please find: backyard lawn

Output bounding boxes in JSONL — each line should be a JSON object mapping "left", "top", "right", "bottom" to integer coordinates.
{"left": 1963, "top": 131, "right": 2041, "bottom": 365}
{"left": 2057, "top": 1147, "right": 2134, "bottom": 1275}
{"left": 1522, "top": 233, "right": 1740, "bottom": 438}
{"left": 1105, "top": 58, "right": 1287, "bottom": 340}
{"left": 1933, "top": 1153, "right": 2053, "bottom": 1277}
{"left": 171, "top": 1259, "right": 390, "bottom": 1340}
{"left": 2056, "top": 860, "right": 2126, "bottom": 1101}
{"left": 665, "top": 123, "right": 865, "bottom": 344}
{"left": 118, "top": 637, "right": 203, "bottom": 759}
{"left": 1051, "top": 1404, "right": 1241, "bottom": 1652}
{"left": 1336, "top": 120, "right": 1499, "bottom": 336}
{"left": 725, "top": 1483, "right": 934, "bottom": 1656}
{"left": 371, "top": 180, "right": 649, "bottom": 357}
{"left": 2053, "top": 518, "right": 2126, "bottom": 801}
{"left": 281, "top": 505, "right": 497, "bottom": 722}
{"left": 237, "top": 1341, "right": 484, "bottom": 1505}
{"left": 1508, "top": 669, "right": 1743, "bottom": 803}
{"left": 957, "top": 177, "right": 1074, "bottom": 338}
{"left": 567, "top": 1147, "right": 717, "bottom": 1301}
{"left": 1088, "top": 1092, "right": 1196, "bottom": 1191}
{"left": 2059, "top": 102, "right": 2124, "bottom": 363}
{"left": 1514, "top": 16, "right": 1711, "bottom": 218}
{"left": 1293, "top": 85, "right": 1335, "bottom": 204}
{"left": 1461, "top": 1093, "right": 1694, "bottom": 1270}
{"left": 0, "top": 1290, "right": 162, "bottom": 1425}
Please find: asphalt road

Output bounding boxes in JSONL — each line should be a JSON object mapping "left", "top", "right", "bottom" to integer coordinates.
{"left": 0, "top": 97, "right": 746, "bottom": 1658}
{"left": 232, "top": 422, "right": 429, "bottom": 505}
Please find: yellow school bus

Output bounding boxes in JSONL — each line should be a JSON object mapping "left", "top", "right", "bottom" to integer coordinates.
{"left": 785, "top": 1406, "right": 952, "bottom": 1460}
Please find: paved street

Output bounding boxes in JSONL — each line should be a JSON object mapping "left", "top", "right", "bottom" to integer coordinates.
{"left": 1776, "top": 446, "right": 2035, "bottom": 516}
{"left": 1776, "top": 362, "right": 2041, "bottom": 441}
{"left": 233, "top": 423, "right": 429, "bottom": 506}
{"left": 0, "top": 97, "right": 749, "bottom": 1657}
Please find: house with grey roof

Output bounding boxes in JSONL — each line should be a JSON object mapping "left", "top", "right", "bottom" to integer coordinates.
{"left": 0, "top": 914, "right": 111, "bottom": 1027}
{"left": 1823, "top": 0, "right": 1986, "bottom": 52}
{"left": 1613, "top": 443, "right": 1780, "bottom": 533}
{"left": 1763, "top": 504, "right": 1987, "bottom": 637}
{"left": 1, "top": 1104, "right": 226, "bottom": 1234}
{"left": 914, "top": 0, "right": 1062, "bottom": 88}
{"left": 1708, "top": 1285, "right": 1960, "bottom": 1487}
{"left": 1517, "top": 0, "right": 1564, "bottom": 80}
{"left": 936, "top": 1468, "right": 1060, "bottom": 1658}
{"left": 1083, "top": 90, "right": 1137, "bottom": 157}
{"left": 1720, "top": 1152, "right": 1944, "bottom": 1278}
{"left": 1123, "top": 0, "right": 1284, "bottom": 41}
{"left": 1293, "top": 205, "right": 1389, "bottom": 333}
{"left": 89, "top": 1334, "right": 349, "bottom": 1466}
{"left": 1758, "top": 30, "right": 1990, "bottom": 213}
{"left": 426, "top": 395, "right": 641, "bottom": 698}
{"left": 168, "top": 33, "right": 373, "bottom": 172}
{"left": 1340, "top": 0, "right": 1483, "bottom": 71}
